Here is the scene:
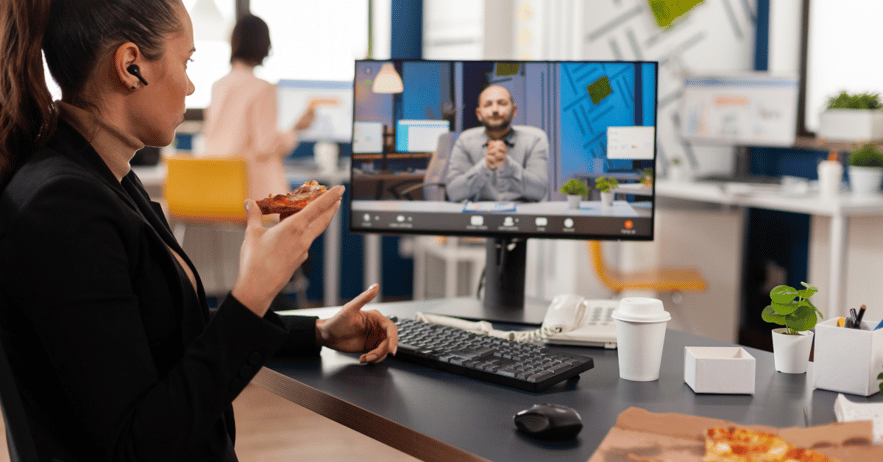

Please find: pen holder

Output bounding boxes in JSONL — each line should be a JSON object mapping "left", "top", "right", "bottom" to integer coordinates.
{"left": 813, "top": 318, "right": 883, "bottom": 396}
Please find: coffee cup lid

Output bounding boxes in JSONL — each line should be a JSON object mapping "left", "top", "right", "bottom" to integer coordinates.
{"left": 611, "top": 297, "right": 671, "bottom": 323}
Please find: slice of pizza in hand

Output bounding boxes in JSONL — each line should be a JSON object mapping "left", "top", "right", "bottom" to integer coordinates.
{"left": 255, "top": 180, "right": 328, "bottom": 220}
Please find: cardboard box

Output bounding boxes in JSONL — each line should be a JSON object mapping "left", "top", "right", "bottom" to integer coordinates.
{"left": 684, "top": 346, "right": 755, "bottom": 394}
{"left": 814, "top": 318, "right": 883, "bottom": 396}
{"left": 589, "top": 407, "right": 882, "bottom": 462}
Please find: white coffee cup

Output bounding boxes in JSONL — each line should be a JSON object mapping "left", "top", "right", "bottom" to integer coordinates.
{"left": 817, "top": 160, "right": 843, "bottom": 198}
{"left": 612, "top": 297, "right": 670, "bottom": 381}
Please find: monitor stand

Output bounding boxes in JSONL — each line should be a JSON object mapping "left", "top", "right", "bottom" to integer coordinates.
{"left": 484, "top": 237, "right": 526, "bottom": 311}
{"left": 416, "top": 237, "right": 550, "bottom": 326}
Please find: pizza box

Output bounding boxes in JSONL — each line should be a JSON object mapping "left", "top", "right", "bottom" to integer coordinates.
{"left": 588, "top": 407, "right": 883, "bottom": 462}
{"left": 814, "top": 318, "right": 883, "bottom": 396}
{"left": 684, "top": 346, "right": 755, "bottom": 394}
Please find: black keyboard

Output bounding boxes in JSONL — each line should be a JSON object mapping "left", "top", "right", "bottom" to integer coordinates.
{"left": 391, "top": 317, "right": 594, "bottom": 392}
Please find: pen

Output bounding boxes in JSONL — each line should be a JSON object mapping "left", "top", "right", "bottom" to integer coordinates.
{"left": 875, "top": 319, "right": 883, "bottom": 331}
{"left": 855, "top": 305, "right": 867, "bottom": 329}
{"left": 849, "top": 308, "right": 859, "bottom": 329}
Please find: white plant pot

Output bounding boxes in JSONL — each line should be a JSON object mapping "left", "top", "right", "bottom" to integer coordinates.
{"left": 600, "top": 191, "right": 614, "bottom": 213}
{"left": 819, "top": 109, "right": 883, "bottom": 142}
{"left": 668, "top": 164, "right": 688, "bottom": 182}
{"left": 848, "top": 166, "right": 883, "bottom": 196}
{"left": 566, "top": 194, "right": 582, "bottom": 209}
{"left": 771, "top": 328, "right": 813, "bottom": 374}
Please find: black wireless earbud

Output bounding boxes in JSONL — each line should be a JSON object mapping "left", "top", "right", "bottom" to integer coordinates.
{"left": 127, "top": 64, "right": 149, "bottom": 86}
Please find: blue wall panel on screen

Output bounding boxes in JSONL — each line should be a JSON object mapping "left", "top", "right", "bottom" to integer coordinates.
{"left": 560, "top": 62, "right": 647, "bottom": 181}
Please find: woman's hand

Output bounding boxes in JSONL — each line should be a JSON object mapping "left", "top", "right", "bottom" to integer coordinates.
{"left": 316, "top": 284, "right": 399, "bottom": 364}
{"left": 231, "top": 185, "right": 344, "bottom": 316}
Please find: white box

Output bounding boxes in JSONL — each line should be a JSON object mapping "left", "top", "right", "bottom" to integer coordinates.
{"left": 684, "top": 347, "right": 755, "bottom": 394}
{"left": 813, "top": 318, "right": 883, "bottom": 396}
{"left": 818, "top": 109, "right": 883, "bottom": 143}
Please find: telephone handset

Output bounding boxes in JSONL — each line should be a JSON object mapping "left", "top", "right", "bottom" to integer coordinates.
{"left": 541, "top": 294, "right": 619, "bottom": 349}
{"left": 412, "top": 294, "right": 619, "bottom": 348}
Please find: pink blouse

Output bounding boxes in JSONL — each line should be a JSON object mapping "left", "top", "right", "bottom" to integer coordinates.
{"left": 201, "top": 63, "right": 297, "bottom": 200}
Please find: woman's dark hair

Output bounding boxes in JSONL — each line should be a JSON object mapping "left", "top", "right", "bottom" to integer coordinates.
{"left": 0, "top": 0, "right": 182, "bottom": 187}
{"left": 230, "top": 15, "right": 271, "bottom": 66}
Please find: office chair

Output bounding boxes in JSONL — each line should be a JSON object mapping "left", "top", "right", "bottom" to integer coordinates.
{"left": 0, "top": 337, "right": 39, "bottom": 462}
{"left": 588, "top": 240, "right": 707, "bottom": 330}
{"left": 164, "top": 155, "right": 248, "bottom": 297}
{"left": 164, "top": 155, "right": 309, "bottom": 305}
{"left": 388, "top": 131, "right": 459, "bottom": 201}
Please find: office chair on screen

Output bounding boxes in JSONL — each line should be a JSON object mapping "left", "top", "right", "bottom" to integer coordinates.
{"left": 388, "top": 131, "right": 459, "bottom": 201}
{"left": 588, "top": 241, "right": 707, "bottom": 330}
{"left": 0, "top": 337, "right": 39, "bottom": 462}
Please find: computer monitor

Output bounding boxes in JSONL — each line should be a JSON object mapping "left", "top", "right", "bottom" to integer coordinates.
{"left": 349, "top": 60, "right": 658, "bottom": 317}
{"left": 277, "top": 79, "right": 353, "bottom": 143}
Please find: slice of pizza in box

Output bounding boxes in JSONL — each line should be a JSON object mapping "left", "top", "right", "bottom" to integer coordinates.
{"left": 588, "top": 407, "right": 883, "bottom": 462}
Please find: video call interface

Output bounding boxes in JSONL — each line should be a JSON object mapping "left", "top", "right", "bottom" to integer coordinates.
{"left": 350, "top": 60, "right": 658, "bottom": 240}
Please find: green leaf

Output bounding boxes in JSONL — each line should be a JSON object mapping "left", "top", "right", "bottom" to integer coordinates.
{"left": 772, "top": 301, "right": 798, "bottom": 316}
{"left": 770, "top": 285, "right": 798, "bottom": 304}
{"left": 762, "top": 305, "right": 786, "bottom": 325}
{"left": 878, "top": 372, "right": 883, "bottom": 380}
{"left": 797, "top": 290, "right": 814, "bottom": 300}
{"left": 785, "top": 305, "right": 818, "bottom": 332}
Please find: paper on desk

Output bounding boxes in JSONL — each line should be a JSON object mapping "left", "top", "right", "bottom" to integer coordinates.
{"left": 835, "top": 393, "right": 883, "bottom": 444}
{"left": 588, "top": 407, "right": 881, "bottom": 462}
{"left": 462, "top": 202, "right": 516, "bottom": 213}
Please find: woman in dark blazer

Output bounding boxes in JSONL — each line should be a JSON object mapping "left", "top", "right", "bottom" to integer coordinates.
{"left": 0, "top": 1, "right": 397, "bottom": 461}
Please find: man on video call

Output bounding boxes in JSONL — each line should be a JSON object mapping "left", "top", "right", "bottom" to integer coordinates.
{"left": 445, "top": 85, "right": 549, "bottom": 202}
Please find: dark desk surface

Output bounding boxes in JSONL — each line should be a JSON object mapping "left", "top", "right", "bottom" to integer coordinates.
{"left": 260, "top": 298, "right": 883, "bottom": 462}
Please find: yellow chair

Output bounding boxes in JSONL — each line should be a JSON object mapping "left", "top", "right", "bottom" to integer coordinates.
{"left": 587, "top": 240, "right": 707, "bottom": 302}
{"left": 164, "top": 156, "right": 248, "bottom": 296}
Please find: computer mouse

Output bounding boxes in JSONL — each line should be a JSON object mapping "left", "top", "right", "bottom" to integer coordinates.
{"left": 513, "top": 403, "right": 583, "bottom": 440}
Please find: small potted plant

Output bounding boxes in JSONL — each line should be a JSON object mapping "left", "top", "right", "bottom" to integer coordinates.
{"left": 668, "top": 158, "right": 688, "bottom": 182}
{"left": 594, "top": 176, "right": 619, "bottom": 212}
{"left": 559, "top": 178, "right": 587, "bottom": 209}
{"left": 847, "top": 144, "right": 883, "bottom": 195}
{"left": 640, "top": 168, "right": 653, "bottom": 187}
{"left": 761, "top": 282, "right": 823, "bottom": 374}
{"left": 819, "top": 91, "right": 883, "bottom": 142}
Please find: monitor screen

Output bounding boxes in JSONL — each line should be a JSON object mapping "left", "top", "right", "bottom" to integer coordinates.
{"left": 350, "top": 60, "right": 657, "bottom": 241}
{"left": 349, "top": 60, "right": 658, "bottom": 314}
{"left": 277, "top": 79, "right": 353, "bottom": 143}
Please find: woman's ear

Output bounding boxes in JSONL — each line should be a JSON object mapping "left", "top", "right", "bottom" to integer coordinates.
{"left": 113, "top": 42, "right": 143, "bottom": 90}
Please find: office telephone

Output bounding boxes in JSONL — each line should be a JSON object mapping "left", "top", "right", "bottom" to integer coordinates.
{"left": 541, "top": 294, "right": 618, "bottom": 349}
{"left": 413, "top": 294, "right": 619, "bottom": 349}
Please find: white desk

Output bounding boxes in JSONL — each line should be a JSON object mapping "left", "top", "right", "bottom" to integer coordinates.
{"left": 655, "top": 180, "right": 883, "bottom": 319}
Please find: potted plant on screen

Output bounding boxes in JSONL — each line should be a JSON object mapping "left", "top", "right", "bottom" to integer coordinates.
{"left": 819, "top": 92, "right": 883, "bottom": 142}
{"left": 560, "top": 178, "right": 588, "bottom": 209}
{"left": 761, "top": 282, "right": 823, "bottom": 374}
{"left": 594, "top": 176, "right": 619, "bottom": 213}
{"left": 847, "top": 144, "right": 883, "bottom": 196}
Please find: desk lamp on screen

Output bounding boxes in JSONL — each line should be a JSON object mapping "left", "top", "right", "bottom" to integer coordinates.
{"left": 349, "top": 60, "right": 658, "bottom": 321}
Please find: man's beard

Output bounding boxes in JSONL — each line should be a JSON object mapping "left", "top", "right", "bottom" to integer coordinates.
{"left": 482, "top": 116, "right": 511, "bottom": 132}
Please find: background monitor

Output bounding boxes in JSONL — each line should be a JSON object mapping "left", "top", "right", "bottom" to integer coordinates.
{"left": 277, "top": 79, "right": 353, "bottom": 143}
{"left": 349, "top": 60, "right": 658, "bottom": 317}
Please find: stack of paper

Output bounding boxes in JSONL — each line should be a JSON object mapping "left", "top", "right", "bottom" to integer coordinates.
{"left": 834, "top": 393, "right": 883, "bottom": 444}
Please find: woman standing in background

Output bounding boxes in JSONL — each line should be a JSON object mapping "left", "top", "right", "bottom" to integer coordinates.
{"left": 202, "top": 14, "right": 316, "bottom": 200}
